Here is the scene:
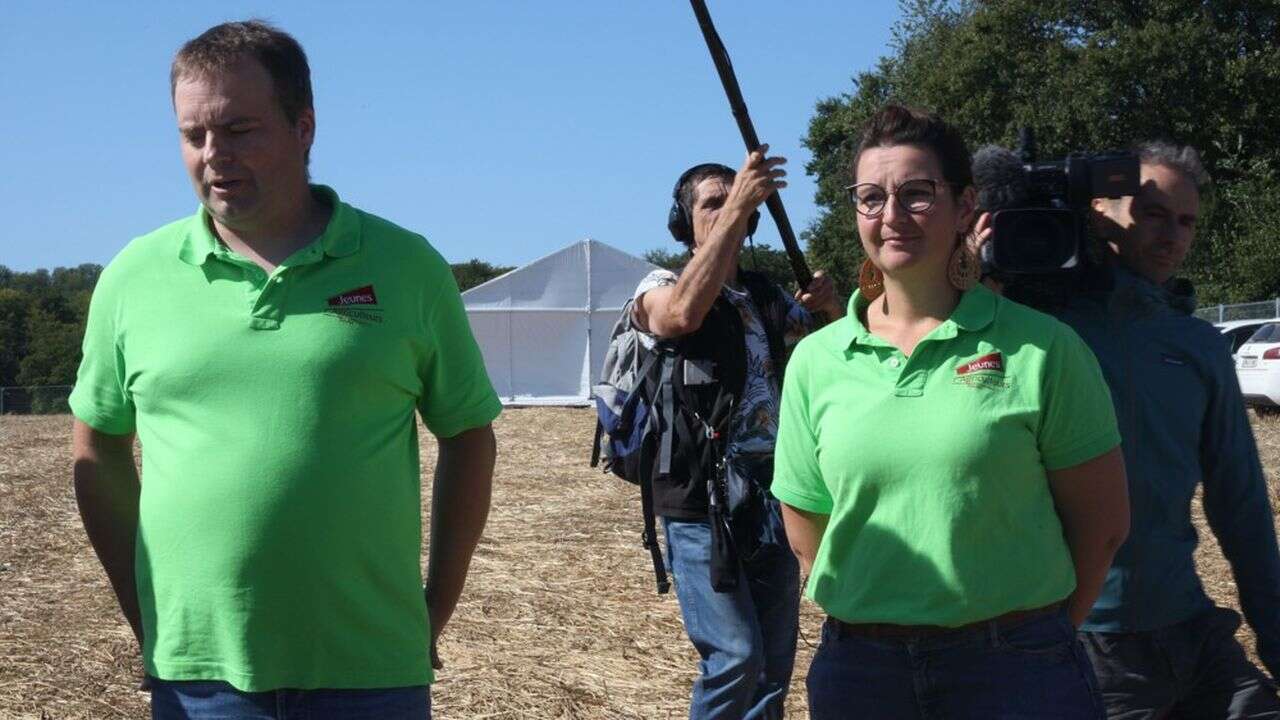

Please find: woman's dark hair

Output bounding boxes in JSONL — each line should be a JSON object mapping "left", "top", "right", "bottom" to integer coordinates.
{"left": 853, "top": 104, "right": 973, "bottom": 188}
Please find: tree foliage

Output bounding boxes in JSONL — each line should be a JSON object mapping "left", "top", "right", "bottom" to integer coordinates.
{"left": 803, "top": 0, "right": 1280, "bottom": 303}
{"left": 0, "top": 264, "right": 101, "bottom": 392}
{"left": 0, "top": 258, "right": 518, "bottom": 404}
{"left": 644, "top": 242, "right": 800, "bottom": 293}
{"left": 451, "top": 259, "right": 515, "bottom": 292}
{"left": 0, "top": 288, "right": 29, "bottom": 389}
{"left": 642, "top": 247, "right": 690, "bottom": 272}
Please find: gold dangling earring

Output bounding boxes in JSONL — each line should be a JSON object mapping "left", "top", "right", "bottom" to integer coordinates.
{"left": 858, "top": 258, "right": 884, "bottom": 301}
{"left": 948, "top": 240, "right": 980, "bottom": 291}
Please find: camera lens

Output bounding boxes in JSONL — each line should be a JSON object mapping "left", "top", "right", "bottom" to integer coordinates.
{"left": 992, "top": 209, "right": 1079, "bottom": 273}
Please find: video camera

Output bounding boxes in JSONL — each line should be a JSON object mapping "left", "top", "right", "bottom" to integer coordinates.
{"left": 975, "top": 129, "right": 1140, "bottom": 278}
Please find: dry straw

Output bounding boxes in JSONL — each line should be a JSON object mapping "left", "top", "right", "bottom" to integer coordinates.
{"left": 2, "top": 408, "right": 1278, "bottom": 718}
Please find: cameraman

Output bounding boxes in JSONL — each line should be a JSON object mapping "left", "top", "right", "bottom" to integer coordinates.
{"left": 991, "top": 142, "right": 1280, "bottom": 718}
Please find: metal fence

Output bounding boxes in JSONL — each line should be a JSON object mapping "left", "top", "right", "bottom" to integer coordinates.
{"left": 0, "top": 385, "right": 74, "bottom": 415}
{"left": 1194, "top": 298, "right": 1280, "bottom": 324}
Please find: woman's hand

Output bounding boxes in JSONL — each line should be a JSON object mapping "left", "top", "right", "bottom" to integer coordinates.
{"left": 780, "top": 503, "right": 829, "bottom": 578}
{"left": 1047, "top": 447, "right": 1130, "bottom": 627}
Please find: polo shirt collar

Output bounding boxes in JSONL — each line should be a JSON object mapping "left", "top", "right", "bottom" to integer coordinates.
{"left": 314, "top": 185, "right": 360, "bottom": 258}
{"left": 177, "top": 184, "right": 359, "bottom": 265}
{"left": 176, "top": 210, "right": 220, "bottom": 266}
{"left": 837, "top": 290, "right": 874, "bottom": 349}
{"left": 950, "top": 283, "right": 998, "bottom": 332}
{"left": 839, "top": 283, "right": 998, "bottom": 349}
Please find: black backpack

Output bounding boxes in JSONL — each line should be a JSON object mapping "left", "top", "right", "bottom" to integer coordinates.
{"left": 591, "top": 271, "right": 789, "bottom": 594}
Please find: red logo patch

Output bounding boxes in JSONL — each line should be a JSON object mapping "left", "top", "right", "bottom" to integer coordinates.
{"left": 957, "top": 352, "right": 1004, "bottom": 375}
{"left": 327, "top": 285, "right": 378, "bottom": 307}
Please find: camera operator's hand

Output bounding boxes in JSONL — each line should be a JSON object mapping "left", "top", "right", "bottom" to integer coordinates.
{"left": 723, "top": 144, "right": 787, "bottom": 220}
{"left": 969, "top": 211, "right": 1004, "bottom": 294}
{"left": 969, "top": 211, "right": 994, "bottom": 254}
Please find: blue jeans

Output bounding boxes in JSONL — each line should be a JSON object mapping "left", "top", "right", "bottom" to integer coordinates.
{"left": 807, "top": 610, "right": 1104, "bottom": 719}
{"left": 663, "top": 498, "right": 800, "bottom": 720}
{"left": 149, "top": 678, "right": 431, "bottom": 720}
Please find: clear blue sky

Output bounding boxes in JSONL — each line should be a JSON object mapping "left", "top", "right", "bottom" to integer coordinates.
{"left": 0, "top": 2, "right": 901, "bottom": 272}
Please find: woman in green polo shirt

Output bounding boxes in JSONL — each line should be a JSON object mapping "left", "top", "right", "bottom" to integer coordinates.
{"left": 772, "top": 104, "right": 1129, "bottom": 719}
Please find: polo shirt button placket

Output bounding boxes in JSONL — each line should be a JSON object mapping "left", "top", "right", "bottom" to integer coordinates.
{"left": 248, "top": 269, "right": 285, "bottom": 331}
{"left": 891, "top": 354, "right": 926, "bottom": 398}
{"left": 243, "top": 265, "right": 264, "bottom": 310}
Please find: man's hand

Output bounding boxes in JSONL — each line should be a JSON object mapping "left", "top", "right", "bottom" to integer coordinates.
{"left": 637, "top": 144, "right": 788, "bottom": 340}
{"left": 430, "top": 637, "right": 443, "bottom": 671}
{"left": 72, "top": 420, "right": 144, "bottom": 647}
{"left": 423, "top": 424, "right": 496, "bottom": 675}
{"left": 719, "top": 144, "right": 787, "bottom": 228}
{"left": 796, "top": 270, "right": 844, "bottom": 319}
{"left": 968, "top": 212, "right": 1003, "bottom": 294}
{"left": 969, "top": 211, "right": 994, "bottom": 254}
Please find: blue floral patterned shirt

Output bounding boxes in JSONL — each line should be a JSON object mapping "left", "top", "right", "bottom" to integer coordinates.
{"left": 633, "top": 268, "right": 815, "bottom": 457}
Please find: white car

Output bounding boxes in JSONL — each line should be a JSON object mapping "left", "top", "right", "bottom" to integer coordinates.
{"left": 1217, "top": 318, "right": 1280, "bottom": 357}
{"left": 1236, "top": 322, "right": 1280, "bottom": 408}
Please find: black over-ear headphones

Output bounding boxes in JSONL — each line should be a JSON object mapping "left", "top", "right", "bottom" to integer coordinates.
{"left": 667, "top": 162, "right": 761, "bottom": 245}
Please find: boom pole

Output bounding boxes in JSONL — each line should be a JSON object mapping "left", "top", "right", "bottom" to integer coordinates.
{"left": 689, "top": 0, "right": 813, "bottom": 288}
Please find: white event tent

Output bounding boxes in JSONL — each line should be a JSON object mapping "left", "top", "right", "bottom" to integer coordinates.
{"left": 462, "top": 239, "right": 658, "bottom": 405}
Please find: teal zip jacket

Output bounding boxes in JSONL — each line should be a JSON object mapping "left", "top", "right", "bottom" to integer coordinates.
{"left": 1058, "top": 266, "right": 1280, "bottom": 677}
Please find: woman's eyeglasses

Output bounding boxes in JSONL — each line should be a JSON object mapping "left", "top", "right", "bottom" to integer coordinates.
{"left": 846, "top": 178, "right": 957, "bottom": 218}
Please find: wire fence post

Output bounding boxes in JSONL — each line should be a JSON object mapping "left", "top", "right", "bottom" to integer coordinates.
{"left": 1194, "top": 297, "right": 1280, "bottom": 324}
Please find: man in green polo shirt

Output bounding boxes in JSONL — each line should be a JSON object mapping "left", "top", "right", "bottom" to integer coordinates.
{"left": 70, "top": 20, "right": 499, "bottom": 719}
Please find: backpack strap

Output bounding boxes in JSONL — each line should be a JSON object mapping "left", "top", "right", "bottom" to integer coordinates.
{"left": 589, "top": 419, "right": 604, "bottom": 468}
{"left": 638, "top": 449, "right": 671, "bottom": 595}
{"left": 657, "top": 353, "right": 677, "bottom": 476}
{"left": 593, "top": 347, "right": 662, "bottom": 474}
{"left": 642, "top": 351, "right": 674, "bottom": 594}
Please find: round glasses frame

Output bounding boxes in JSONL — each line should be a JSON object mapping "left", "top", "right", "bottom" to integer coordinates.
{"left": 845, "top": 178, "right": 960, "bottom": 218}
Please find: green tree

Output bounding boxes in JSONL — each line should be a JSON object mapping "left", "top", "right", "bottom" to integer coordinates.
{"left": 643, "top": 247, "right": 689, "bottom": 271}
{"left": 0, "top": 288, "right": 29, "bottom": 388}
{"left": 0, "top": 264, "right": 101, "bottom": 394}
{"left": 451, "top": 259, "right": 514, "bottom": 292}
{"left": 741, "top": 242, "right": 805, "bottom": 293}
{"left": 50, "top": 264, "right": 102, "bottom": 295}
{"left": 804, "top": 0, "right": 1280, "bottom": 303}
{"left": 644, "top": 243, "right": 801, "bottom": 293}
{"left": 17, "top": 304, "right": 83, "bottom": 388}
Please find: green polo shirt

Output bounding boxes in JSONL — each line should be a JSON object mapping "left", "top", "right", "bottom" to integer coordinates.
{"left": 772, "top": 284, "right": 1119, "bottom": 627}
{"left": 70, "top": 186, "right": 501, "bottom": 691}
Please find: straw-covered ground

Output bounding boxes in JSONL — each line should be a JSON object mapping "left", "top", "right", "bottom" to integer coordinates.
{"left": 2, "top": 408, "right": 1279, "bottom": 719}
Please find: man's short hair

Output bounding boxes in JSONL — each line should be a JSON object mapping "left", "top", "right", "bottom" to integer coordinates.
{"left": 171, "top": 20, "right": 313, "bottom": 127}
{"left": 677, "top": 165, "right": 737, "bottom": 222}
{"left": 1135, "top": 141, "right": 1211, "bottom": 192}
